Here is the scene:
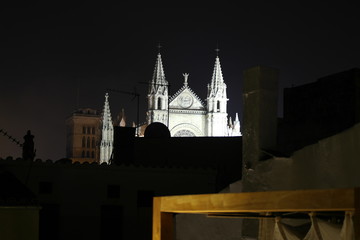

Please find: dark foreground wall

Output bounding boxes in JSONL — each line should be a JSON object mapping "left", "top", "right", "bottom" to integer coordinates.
{"left": 0, "top": 157, "right": 218, "bottom": 240}
{"left": 109, "top": 126, "right": 243, "bottom": 191}
{"left": 130, "top": 136, "right": 242, "bottom": 191}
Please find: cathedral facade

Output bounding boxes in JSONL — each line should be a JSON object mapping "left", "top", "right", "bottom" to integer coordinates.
{"left": 100, "top": 50, "right": 241, "bottom": 163}
{"left": 147, "top": 52, "right": 241, "bottom": 137}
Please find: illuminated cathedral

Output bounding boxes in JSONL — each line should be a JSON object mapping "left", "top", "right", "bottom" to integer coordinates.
{"left": 100, "top": 50, "right": 241, "bottom": 163}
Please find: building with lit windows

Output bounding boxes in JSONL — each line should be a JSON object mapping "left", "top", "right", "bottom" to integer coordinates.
{"left": 65, "top": 108, "right": 101, "bottom": 163}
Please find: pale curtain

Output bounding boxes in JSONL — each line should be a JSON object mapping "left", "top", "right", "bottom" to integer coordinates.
{"left": 264, "top": 211, "right": 355, "bottom": 240}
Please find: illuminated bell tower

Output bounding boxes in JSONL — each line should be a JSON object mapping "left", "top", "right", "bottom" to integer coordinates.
{"left": 100, "top": 92, "right": 113, "bottom": 164}
{"left": 206, "top": 50, "right": 229, "bottom": 136}
{"left": 147, "top": 47, "right": 169, "bottom": 126}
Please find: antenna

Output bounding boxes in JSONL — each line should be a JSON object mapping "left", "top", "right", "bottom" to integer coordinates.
{"left": 106, "top": 88, "right": 140, "bottom": 137}
{"left": 0, "top": 129, "right": 23, "bottom": 147}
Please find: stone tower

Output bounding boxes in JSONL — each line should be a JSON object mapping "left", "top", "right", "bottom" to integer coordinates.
{"left": 206, "top": 54, "right": 229, "bottom": 136}
{"left": 146, "top": 51, "right": 169, "bottom": 126}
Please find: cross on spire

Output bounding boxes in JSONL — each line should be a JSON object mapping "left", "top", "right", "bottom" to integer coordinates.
{"left": 215, "top": 43, "right": 220, "bottom": 56}
{"left": 157, "top": 43, "right": 162, "bottom": 53}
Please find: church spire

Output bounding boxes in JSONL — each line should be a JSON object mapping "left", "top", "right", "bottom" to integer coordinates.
{"left": 149, "top": 51, "right": 167, "bottom": 95}
{"left": 233, "top": 112, "right": 242, "bottom": 136}
{"left": 207, "top": 49, "right": 226, "bottom": 99}
{"left": 146, "top": 46, "right": 169, "bottom": 126}
{"left": 100, "top": 92, "right": 113, "bottom": 164}
{"left": 206, "top": 48, "right": 229, "bottom": 136}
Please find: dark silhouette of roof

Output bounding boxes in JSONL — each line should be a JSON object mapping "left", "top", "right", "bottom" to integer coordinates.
{"left": 277, "top": 68, "right": 360, "bottom": 155}
{"left": 0, "top": 170, "right": 38, "bottom": 206}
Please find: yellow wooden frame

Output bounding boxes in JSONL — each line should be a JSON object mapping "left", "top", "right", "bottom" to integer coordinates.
{"left": 152, "top": 188, "right": 360, "bottom": 240}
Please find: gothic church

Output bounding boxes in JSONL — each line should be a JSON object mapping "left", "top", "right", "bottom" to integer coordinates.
{"left": 100, "top": 50, "right": 241, "bottom": 163}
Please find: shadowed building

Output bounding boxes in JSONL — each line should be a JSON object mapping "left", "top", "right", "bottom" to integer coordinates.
{"left": 163, "top": 67, "right": 360, "bottom": 240}
{"left": 1, "top": 120, "right": 242, "bottom": 240}
{"left": 0, "top": 170, "right": 39, "bottom": 240}
{"left": 0, "top": 154, "right": 220, "bottom": 240}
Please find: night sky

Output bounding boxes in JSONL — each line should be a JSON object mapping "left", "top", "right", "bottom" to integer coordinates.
{"left": 1, "top": 2, "right": 360, "bottom": 160}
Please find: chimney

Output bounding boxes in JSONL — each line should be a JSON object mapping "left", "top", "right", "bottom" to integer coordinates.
{"left": 240, "top": 66, "right": 279, "bottom": 239}
{"left": 242, "top": 66, "right": 279, "bottom": 175}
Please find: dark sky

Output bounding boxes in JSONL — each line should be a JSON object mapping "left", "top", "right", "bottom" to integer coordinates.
{"left": 1, "top": 2, "right": 360, "bottom": 160}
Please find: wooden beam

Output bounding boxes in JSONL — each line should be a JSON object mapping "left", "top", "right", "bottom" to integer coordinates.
{"left": 159, "top": 188, "right": 357, "bottom": 213}
{"left": 355, "top": 188, "right": 360, "bottom": 240}
{"left": 153, "top": 197, "right": 174, "bottom": 240}
{"left": 152, "top": 188, "right": 360, "bottom": 240}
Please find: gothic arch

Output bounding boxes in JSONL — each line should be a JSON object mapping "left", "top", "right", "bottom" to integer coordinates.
{"left": 170, "top": 123, "right": 204, "bottom": 137}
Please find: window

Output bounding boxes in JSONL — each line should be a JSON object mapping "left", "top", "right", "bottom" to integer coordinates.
{"left": 39, "top": 181, "right": 53, "bottom": 194}
{"left": 92, "top": 127, "right": 95, "bottom": 134}
{"left": 87, "top": 137, "right": 90, "bottom": 148}
{"left": 137, "top": 190, "right": 154, "bottom": 207}
{"left": 92, "top": 137, "right": 95, "bottom": 148}
{"left": 82, "top": 136, "right": 85, "bottom": 147}
{"left": 107, "top": 185, "right": 120, "bottom": 199}
{"left": 82, "top": 126, "right": 86, "bottom": 134}
{"left": 91, "top": 151, "right": 95, "bottom": 158}
{"left": 82, "top": 150, "right": 85, "bottom": 157}
{"left": 157, "top": 97, "right": 162, "bottom": 110}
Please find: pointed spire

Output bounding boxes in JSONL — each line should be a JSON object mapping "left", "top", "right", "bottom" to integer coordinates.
{"left": 150, "top": 49, "right": 167, "bottom": 94}
{"left": 235, "top": 112, "right": 239, "bottom": 122}
{"left": 102, "top": 93, "right": 112, "bottom": 127}
{"left": 147, "top": 45, "right": 169, "bottom": 126}
{"left": 212, "top": 56, "right": 224, "bottom": 85}
{"left": 100, "top": 92, "right": 114, "bottom": 164}
{"left": 119, "top": 108, "right": 126, "bottom": 127}
{"left": 228, "top": 116, "right": 233, "bottom": 128}
{"left": 233, "top": 112, "right": 242, "bottom": 136}
{"left": 207, "top": 52, "right": 226, "bottom": 99}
